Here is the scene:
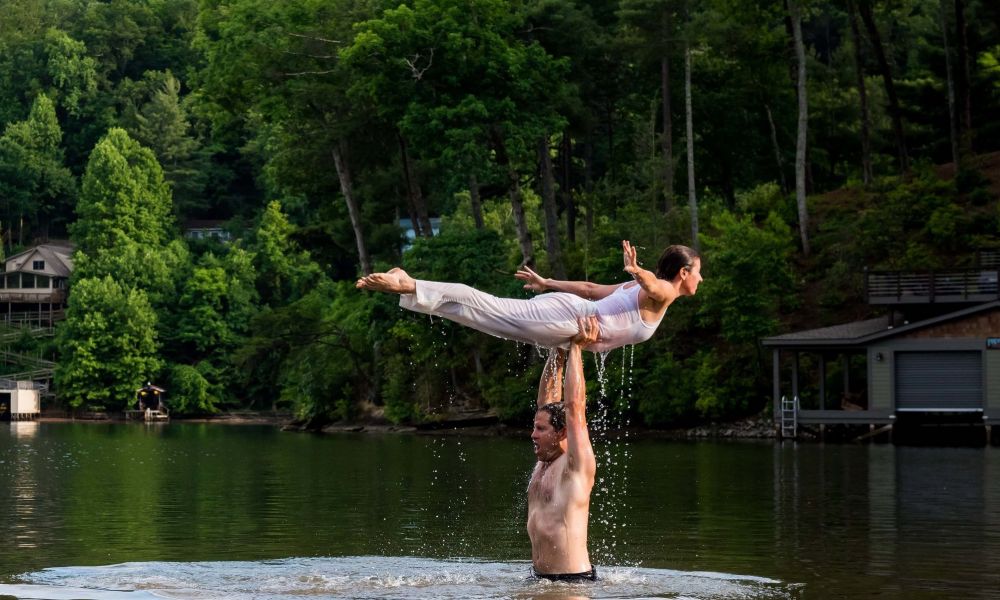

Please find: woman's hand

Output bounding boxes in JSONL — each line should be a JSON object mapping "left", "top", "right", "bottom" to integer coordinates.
{"left": 622, "top": 240, "right": 640, "bottom": 276}
{"left": 515, "top": 266, "right": 548, "bottom": 293}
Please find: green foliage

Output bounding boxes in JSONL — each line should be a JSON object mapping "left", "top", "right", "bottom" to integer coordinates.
{"left": 166, "top": 363, "right": 219, "bottom": 415}
{"left": 72, "top": 127, "right": 172, "bottom": 253}
{"left": 698, "top": 211, "right": 797, "bottom": 346}
{"left": 852, "top": 167, "right": 987, "bottom": 270}
{"left": 248, "top": 200, "right": 322, "bottom": 306}
{"left": 123, "top": 71, "right": 209, "bottom": 216}
{"left": 55, "top": 276, "right": 161, "bottom": 410}
{"left": 0, "top": 93, "right": 76, "bottom": 245}
{"left": 42, "top": 28, "right": 98, "bottom": 116}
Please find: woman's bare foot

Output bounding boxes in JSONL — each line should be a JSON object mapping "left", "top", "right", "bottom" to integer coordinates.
{"left": 355, "top": 267, "right": 417, "bottom": 294}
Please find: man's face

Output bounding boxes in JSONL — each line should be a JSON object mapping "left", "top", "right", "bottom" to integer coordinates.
{"left": 531, "top": 411, "right": 566, "bottom": 461}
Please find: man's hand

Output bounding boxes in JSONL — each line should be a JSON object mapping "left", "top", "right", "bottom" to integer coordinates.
{"left": 571, "top": 317, "right": 600, "bottom": 348}
{"left": 515, "top": 266, "right": 548, "bottom": 293}
{"left": 622, "top": 240, "right": 640, "bottom": 276}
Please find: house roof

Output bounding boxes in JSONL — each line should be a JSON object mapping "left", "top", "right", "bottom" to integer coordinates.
{"left": 4, "top": 243, "right": 75, "bottom": 277}
{"left": 184, "top": 219, "right": 228, "bottom": 229}
{"left": 762, "top": 301, "right": 1000, "bottom": 348}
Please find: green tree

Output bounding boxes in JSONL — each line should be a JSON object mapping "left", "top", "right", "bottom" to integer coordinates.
{"left": 248, "top": 200, "right": 321, "bottom": 306}
{"left": 166, "top": 363, "right": 219, "bottom": 414}
{"left": 344, "top": 0, "right": 569, "bottom": 268}
{"left": 125, "top": 71, "right": 209, "bottom": 216}
{"left": 71, "top": 127, "right": 172, "bottom": 253}
{"left": 55, "top": 275, "right": 161, "bottom": 410}
{"left": 692, "top": 210, "right": 797, "bottom": 416}
{"left": 0, "top": 93, "right": 76, "bottom": 246}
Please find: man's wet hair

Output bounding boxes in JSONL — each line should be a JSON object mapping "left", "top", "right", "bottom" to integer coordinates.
{"left": 538, "top": 402, "right": 566, "bottom": 431}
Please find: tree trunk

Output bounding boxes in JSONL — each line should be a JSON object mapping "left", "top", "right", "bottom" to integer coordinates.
{"left": 538, "top": 135, "right": 566, "bottom": 279}
{"left": 938, "top": 0, "right": 960, "bottom": 167}
{"left": 661, "top": 53, "right": 674, "bottom": 211}
{"left": 331, "top": 141, "right": 372, "bottom": 276}
{"left": 560, "top": 132, "right": 576, "bottom": 243}
{"left": 468, "top": 174, "right": 484, "bottom": 229}
{"left": 583, "top": 139, "right": 594, "bottom": 239}
{"left": 764, "top": 103, "right": 789, "bottom": 193}
{"left": 858, "top": 0, "right": 909, "bottom": 173}
{"left": 789, "top": 0, "right": 810, "bottom": 256}
{"left": 490, "top": 126, "right": 534, "bottom": 268}
{"left": 397, "top": 157, "right": 421, "bottom": 237}
{"left": 848, "top": 0, "right": 874, "bottom": 185}
{"left": 954, "top": 0, "right": 972, "bottom": 157}
{"left": 684, "top": 41, "right": 698, "bottom": 251}
{"left": 397, "top": 132, "right": 433, "bottom": 237}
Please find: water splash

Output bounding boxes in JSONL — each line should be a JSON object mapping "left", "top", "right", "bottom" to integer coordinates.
{"left": 1, "top": 557, "right": 799, "bottom": 600}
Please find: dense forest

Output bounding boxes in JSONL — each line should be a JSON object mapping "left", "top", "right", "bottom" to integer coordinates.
{"left": 1, "top": 0, "right": 998, "bottom": 426}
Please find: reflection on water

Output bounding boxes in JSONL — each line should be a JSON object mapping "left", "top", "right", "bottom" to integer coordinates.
{"left": 1, "top": 424, "right": 999, "bottom": 599}
{"left": 10, "top": 422, "right": 38, "bottom": 439}
{"left": 0, "top": 556, "right": 796, "bottom": 599}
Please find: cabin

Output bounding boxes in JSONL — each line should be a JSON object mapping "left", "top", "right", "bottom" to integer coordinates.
{"left": 764, "top": 259, "right": 1000, "bottom": 441}
{"left": 0, "top": 242, "right": 73, "bottom": 325}
{"left": 0, "top": 380, "right": 42, "bottom": 421}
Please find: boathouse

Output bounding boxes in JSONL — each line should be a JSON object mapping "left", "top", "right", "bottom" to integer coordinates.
{"left": 0, "top": 380, "right": 42, "bottom": 421}
{"left": 763, "top": 264, "right": 1000, "bottom": 437}
{"left": 126, "top": 383, "right": 168, "bottom": 421}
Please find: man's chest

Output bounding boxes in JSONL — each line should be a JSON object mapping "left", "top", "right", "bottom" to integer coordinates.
{"left": 528, "top": 460, "right": 566, "bottom": 506}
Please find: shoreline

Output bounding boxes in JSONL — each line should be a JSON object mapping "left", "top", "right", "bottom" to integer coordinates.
{"left": 35, "top": 411, "right": 292, "bottom": 426}
{"left": 28, "top": 409, "right": 778, "bottom": 439}
{"left": 287, "top": 412, "right": 779, "bottom": 440}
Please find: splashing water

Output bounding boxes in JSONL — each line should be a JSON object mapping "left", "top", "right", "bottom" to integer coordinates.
{"left": 0, "top": 557, "right": 800, "bottom": 600}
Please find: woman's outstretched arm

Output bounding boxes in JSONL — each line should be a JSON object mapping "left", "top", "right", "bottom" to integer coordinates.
{"left": 515, "top": 266, "right": 621, "bottom": 300}
{"left": 622, "top": 240, "right": 672, "bottom": 303}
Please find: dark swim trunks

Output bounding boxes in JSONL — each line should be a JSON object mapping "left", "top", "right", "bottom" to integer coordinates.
{"left": 531, "top": 565, "right": 598, "bottom": 583}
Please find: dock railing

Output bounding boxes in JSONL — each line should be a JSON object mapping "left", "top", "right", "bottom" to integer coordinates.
{"left": 866, "top": 268, "right": 999, "bottom": 304}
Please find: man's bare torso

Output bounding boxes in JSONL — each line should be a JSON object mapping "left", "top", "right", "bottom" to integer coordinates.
{"left": 527, "top": 453, "right": 594, "bottom": 574}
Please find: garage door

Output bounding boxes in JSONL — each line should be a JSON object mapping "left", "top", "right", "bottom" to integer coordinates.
{"left": 895, "top": 351, "right": 982, "bottom": 411}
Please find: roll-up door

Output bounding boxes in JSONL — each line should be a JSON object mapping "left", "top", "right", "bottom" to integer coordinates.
{"left": 895, "top": 351, "right": 982, "bottom": 411}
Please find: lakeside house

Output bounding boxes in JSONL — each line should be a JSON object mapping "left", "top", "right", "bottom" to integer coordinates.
{"left": 0, "top": 242, "right": 74, "bottom": 325}
{"left": 764, "top": 254, "right": 1000, "bottom": 441}
{"left": 183, "top": 219, "right": 232, "bottom": 243}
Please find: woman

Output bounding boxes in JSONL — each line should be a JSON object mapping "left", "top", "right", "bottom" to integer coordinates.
{"left": 355, "top": 241, "right": 702, "bottom": 352}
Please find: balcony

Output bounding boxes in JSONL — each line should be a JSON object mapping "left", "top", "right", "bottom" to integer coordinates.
{"left": 0, "top": 290, "right": 67, "bottom": 304}
{"left": 866, "top": 269, "right": 999, "bottom": 305}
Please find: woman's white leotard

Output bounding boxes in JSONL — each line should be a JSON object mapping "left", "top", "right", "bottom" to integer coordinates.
{"left": 399, "top": 280, "right": 663, "bottom": 352}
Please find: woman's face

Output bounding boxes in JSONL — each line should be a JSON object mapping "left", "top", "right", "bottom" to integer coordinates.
{"left": 681, "top": 258, "right": 703, "bottom": 296}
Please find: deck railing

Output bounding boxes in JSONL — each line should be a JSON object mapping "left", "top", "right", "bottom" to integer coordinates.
{"left": 866, "top": 269, "right": 1000, "bottom": 304}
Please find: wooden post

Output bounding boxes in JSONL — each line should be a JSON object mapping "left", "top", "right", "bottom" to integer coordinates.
{"left": 792, "top": 352, "right": 800, "bottom": 403}
{"left": 819, "top": 353, "right": 827, "bottom": 410}
{"left": 842, "top": 354, "right": 850, "bottom": 398}
{"left": 773, "top": 349, "right": 781, "bottom": 430}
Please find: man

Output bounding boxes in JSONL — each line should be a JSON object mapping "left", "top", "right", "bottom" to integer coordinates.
{"left": 527, "top": 316, "right": 599, "bottom": 582}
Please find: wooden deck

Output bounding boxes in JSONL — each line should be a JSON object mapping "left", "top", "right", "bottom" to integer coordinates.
{"left": 125, "top": 409, "right": 170, "bottom": 422}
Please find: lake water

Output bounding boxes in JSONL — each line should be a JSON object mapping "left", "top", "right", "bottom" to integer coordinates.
{"left": 0, "top": 422, "right": 998, "bottom": 599}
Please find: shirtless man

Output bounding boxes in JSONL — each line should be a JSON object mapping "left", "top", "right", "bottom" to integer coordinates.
{"left": 527, "top": 316, "right": 599, "bottom": 582}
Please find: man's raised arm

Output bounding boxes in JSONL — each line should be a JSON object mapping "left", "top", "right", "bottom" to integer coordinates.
{"left": 564, "top": 318, "right": 598, "bottom": 476}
